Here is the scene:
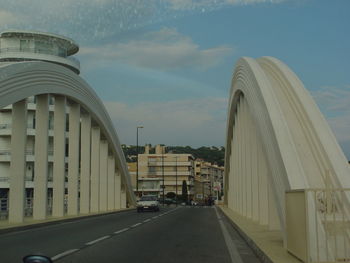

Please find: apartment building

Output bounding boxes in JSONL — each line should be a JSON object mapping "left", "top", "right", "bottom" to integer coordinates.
{"left": 137, "top": 145, "right": 195, "bottom": 199}
{"left": 194, "top": 160, "right": 224, "bottom": 202}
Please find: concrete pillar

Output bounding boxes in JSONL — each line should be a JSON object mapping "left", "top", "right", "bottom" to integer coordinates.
{"left": 121, "top": 184, "right": 126, "bottom": 209}
{"left": 258, "top": 137, "right": 269, "bottom": 225}
{"left": 99, "top": 140, "right": 108, "bottom": 211}
{"left": 52, "top": 96, "right": 66, "bottom": 217}
{"left": 114, "top": 170, "right": 121, "bottom": 209}
{"left": 251, "top": 122, "right": 260, "bottom": 222}
{"left": 237, "top": 101, "right": 242, "bottom": 214}
{"left": 107, "top": 155, "right": 115, "bottom": 210}
{"left": 33, "top": 95, "right": 49, "bottom": 220}
{"left": 232, "top": 123, "right": 237, "bottom": 211}
{"left": 227, "top": 135, "right": 234, "bottom": 210}
{"left": 268, "top": 183, "right": 281, "bottom": 230}
{"left": 67, "top": 103, "right": 80, "bottom": 215}
{"left": 80, "top": 114, "right": 91, "bottom": 214}
{"left": 246, "top": 102, "right": 252, "bottom": 219}
{"left": 9, "top": 100, "right": 27, "bottom": 223}
{"left": 241, "top": 99, "right": 247, "bottom": 216}
{"left": 90, "top": 126, "right": 100, "bottom": 212}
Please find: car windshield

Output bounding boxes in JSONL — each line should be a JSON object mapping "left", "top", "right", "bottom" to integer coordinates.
{"left": 139, "top": 196, "right": 157, "bottom": 201}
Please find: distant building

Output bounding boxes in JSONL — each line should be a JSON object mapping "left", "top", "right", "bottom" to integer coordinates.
{"left": 137, "top": 145, "right": 195, "bottom": 200}
{"left": 127, "top": 162, "right": 162, "bottom": 197}
{"left": 193, "top": 160, "right": 224, "bottom": 203}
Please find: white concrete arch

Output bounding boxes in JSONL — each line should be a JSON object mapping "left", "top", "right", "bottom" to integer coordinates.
{"left": 224, "top": 57, "right": 350, "bottom": 254}
{"left": 0, "top": 61, "right": 136, "bottom": 222}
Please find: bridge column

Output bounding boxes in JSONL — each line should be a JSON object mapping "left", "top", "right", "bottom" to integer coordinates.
{"left": 228, "top": 135, "right": 234, "bottom": 210}
{"left": 231, "top": 114, "right": 237, "bottom": 211}
{"left": 99, "top": 140, "right": 108, "bottom": 211}
{"left": 237, "top": 100, "right": 243, "bottom": 214}
{"left": 67, "top": 103, "right": 80, "bottom": 215}
{"left": 268, "top": 184, "right": 280, "bottom": 230}
{"left": 114, "top": 170, "right": 121, "bottom": 209}
{"left": 251, "top": 121, "right": 259, "bottom": 222}
{"left": 90, "top": 126, "right": 100, "bottom": 213}
{"left": 107, "top": 155, "right": 115, "bottom": 210}
{"left": 80, "top": 114, "right": 91, "bottom": 214}
{"left": 52, "top": 96, "right": 66, "bottom": 218}
{"left": 258, "top": 137, "right": 269, "bottom": 225}
{"left": 33, "top": 94, "right": 49, "bottom": 220}
{"left": 245, "top": 99, "right": 253, "bottom": 219}
{"left": 121, "top": 183, "right": 126, "bottom": 209}
{"left": 9, "top": 99, "right": 27, "bottom": 223}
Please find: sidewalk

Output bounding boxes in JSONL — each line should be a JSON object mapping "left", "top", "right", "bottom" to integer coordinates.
{"left": 0, "top": 208, "right": 133, "bottom": 234}
{"left": 218, "top": 205, "right": 301, "bottom": 263}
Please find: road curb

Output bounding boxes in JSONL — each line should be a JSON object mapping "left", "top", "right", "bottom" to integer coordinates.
{"left": 0, "top": 208, "right": 134, "bottom": 235}
{"left": 216, "top": 205, "right": 274, "bottom": 263}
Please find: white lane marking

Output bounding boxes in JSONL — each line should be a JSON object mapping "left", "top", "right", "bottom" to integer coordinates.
{"left": 85, "top": 235, "right": 110, "bottom": 246}
{"left": 131, "top": 222, "right": 142, "bottom": 228}
{"left": 143, "top": 219, "right": 151, "bottom": 222}
{"left": 52, "top": 249, "right": 79, "bottom": 261}
{"left": 152, "top": 216, "right": 158, "bottom": 219}
{"left": 214, "top": 207, "right": 243, "bottom": 263}
{"left": 114, "top": 228, "right": 129, "bottom": 234}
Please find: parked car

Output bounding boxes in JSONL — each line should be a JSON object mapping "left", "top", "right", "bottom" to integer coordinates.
{"left": 136, "top": 195, "right": 160, "bottom": 212}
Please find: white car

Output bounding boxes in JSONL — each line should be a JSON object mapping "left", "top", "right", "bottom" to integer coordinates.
{"left": 137, "top": 195, "right": 160, "bottom": 212}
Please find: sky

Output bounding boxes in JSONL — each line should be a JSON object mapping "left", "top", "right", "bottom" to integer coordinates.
{"left": 1, "top": 0, "right": 349, "bottom": 159}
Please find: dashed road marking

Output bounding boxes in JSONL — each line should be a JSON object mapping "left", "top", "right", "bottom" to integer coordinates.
{"left": 52, "top": 249, "right": 79, "bottom": 261}
{"left": 114, "top": 228, "right": 129, "bottom": 234}
{"left": 143, "top": 219, "right": 151, "bottom": 222}
{"left": 131, "top": 222, "right": 142, "bottom": 228}
{"left": 85, "top": 235, "right": 110, "bottom": 246}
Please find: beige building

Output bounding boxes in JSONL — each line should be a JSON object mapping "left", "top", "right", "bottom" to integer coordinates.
{"left": 128, "top": 162, "right": 162, "bottom": 197}
{"left": 194, "top": 160, "right": 224, "bottom": 202}
{"left": 137, "top": 145, "right": 194, "bottom": 199}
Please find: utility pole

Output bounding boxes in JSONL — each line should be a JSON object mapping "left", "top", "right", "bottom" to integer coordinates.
{"left": 162, "top": 152, "right": 165, "bottom": 206}
{"left": 175, "top": 156, "right": 178, "bottom": 207}
{"left": 136, "top": 126, "right": 143, "bottom": 196}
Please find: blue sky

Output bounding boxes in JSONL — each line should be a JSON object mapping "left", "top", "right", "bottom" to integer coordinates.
{"left": 1, "top": 0, "right": 349, "bottom": 158}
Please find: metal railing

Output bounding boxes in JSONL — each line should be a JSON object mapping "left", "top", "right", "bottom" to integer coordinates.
{"left": 0, "top": 47, "right": 67, "bottom": 58}
{"left": 307, "top": 188, "right": 350, "bottom": 263}
{"left": 0, "top": 47, "right": 80, "bottom": 67}
{"left": 286, "top": 188, "right": 350, "bottom": 263}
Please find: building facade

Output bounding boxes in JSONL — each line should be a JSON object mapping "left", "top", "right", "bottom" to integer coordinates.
{"left": 194, "top": 160, "right": 224, "bottom": 203}
{"left": 0, "top": 30, "right": 135, "bottom": 223}
{"left": 137, "top": 145, "right": 195, "bottom": 200}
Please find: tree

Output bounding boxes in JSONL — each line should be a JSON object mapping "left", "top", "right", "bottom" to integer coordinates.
{"left": 182, "top": 180, "right": 188, "bottom": 202}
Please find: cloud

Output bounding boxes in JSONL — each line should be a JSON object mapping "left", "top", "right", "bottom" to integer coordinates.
{"left": 0, "top": 9, "right": 20, "bottom": 25}
{"left": 0, "top": 0, "right": 287, "bottom": 43}
{"left": 103, "top": 97, "right": 228, "bottom": 146}
{"left": 80, "top": 28, "right": 233, "bottom": 71}
{"left": 311, "top": 86, "right": 350, "bottom": 157}
{"left": 167, "top": 0, "right": 287, "bottom": 10}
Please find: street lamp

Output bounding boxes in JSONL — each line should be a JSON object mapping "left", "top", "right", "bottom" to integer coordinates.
{"left": 136, "top": 126, "right": 143, "bottom": 196}
{"left": 162, "top": 152, "right": 165, "bottom": 206}
{"left": 175, "top": 156, "right": 178, "bottom": 207}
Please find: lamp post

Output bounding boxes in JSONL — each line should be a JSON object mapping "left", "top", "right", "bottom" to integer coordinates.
{"left": 162, "top": 152, "right": 165, "bottom": 206}
{"left": 175, "top": 156, "right": 178, "bottom": 207}
{"left": 136, "top": 126, "right": 143, "bottom": 196}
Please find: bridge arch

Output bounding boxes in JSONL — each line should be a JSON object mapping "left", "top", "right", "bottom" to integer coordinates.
{"left": 224, "top": 57, "right": 350, "bottom": 250}
{"left": 0, "top": 61, "right": 135, "bottom": 223}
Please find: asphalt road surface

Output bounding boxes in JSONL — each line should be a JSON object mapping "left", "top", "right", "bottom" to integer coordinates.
{"left": 0, "top": 206, "right": 262, "bottom": 263}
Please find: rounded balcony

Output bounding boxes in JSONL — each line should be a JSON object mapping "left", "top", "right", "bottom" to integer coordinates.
{"left": 0, "top": 30, "right": 80, "bottom": 74}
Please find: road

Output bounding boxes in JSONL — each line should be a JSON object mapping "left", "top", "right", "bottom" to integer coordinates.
{"left": 0, "top": 206, "right": 262, "bottom": 263}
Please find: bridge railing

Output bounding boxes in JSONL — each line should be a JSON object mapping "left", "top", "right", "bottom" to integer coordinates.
{"left": 286, "top": 188, "right": 350, "bottom": 263}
